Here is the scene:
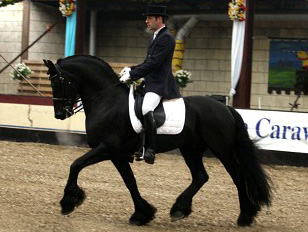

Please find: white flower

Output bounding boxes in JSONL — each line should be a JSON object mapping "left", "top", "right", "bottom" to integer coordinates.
{"left": 174, "top": 69, "right": 192, "bottom": 88}
{"left": 10, "top": 62, "right": 33, "bottom": 80}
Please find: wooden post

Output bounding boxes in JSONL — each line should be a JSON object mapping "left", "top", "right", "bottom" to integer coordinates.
{"left": 233, "top": 0, "right": 255, "bottom": 108}
{"left": 75, "top": 0, "right": 86, "bottom": 55}
{"left": 21, "top": 0, "right": 31, "bottom": 60}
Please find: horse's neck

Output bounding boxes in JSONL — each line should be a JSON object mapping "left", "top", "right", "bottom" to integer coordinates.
{"left": 81, "top": 85, "right": 128, "bottom": 116}
{"left": 63, "top": 56, "right": 127, "bottom": 115}
{"left": 65, "top": 56, "right": 119, "bottom": 92}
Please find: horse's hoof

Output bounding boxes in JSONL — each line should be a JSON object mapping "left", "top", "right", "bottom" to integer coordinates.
{"left": 129, "top": 203, "right": 157, "bottom": 226}
{"left": 129, "top": 218, "right": 144, "bottom": 226}
{"left": 60, "top": 203, "right": 75, "bottom": 215}
{"left": 170, "top": 210, "right": 186, "bottom": 221}
{"left": 170, "top": 200, "right": 192, "bottom": 221}
{"left": 75, "top": 188, "right": 86, "bottom": 206}
{"left": 61, "top": 208, "right": 74, "bottom": 215}
{"left": 237, "top": 213, "right": 254, "bottom": 227}
{"left": 144, "top": 149, "right": 155, "bottom": 164}
{"left": 60, "top": 187, "right": 86, "bottom": 215}
{"left": 129, "top": 211, "right": 153, "bottom": 226}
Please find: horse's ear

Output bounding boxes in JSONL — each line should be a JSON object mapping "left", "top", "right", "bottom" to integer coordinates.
{"left": 43, "top": 59, "right": 49, "bottom": 68}
{"left": 43, "top": 59, "right": 56, "bottom": 74}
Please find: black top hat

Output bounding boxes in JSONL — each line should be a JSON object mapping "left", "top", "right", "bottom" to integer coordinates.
{"left": 144, "top": 5, "right": 168, "bottom": 17}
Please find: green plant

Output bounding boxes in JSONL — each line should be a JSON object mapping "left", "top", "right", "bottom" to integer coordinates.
{"left": 9, "top": 62, "right": 33, "bottom": 80}
{"left": 0, "top": 0, "right": 23, "bottom": 8}
{"left": 174, "top": 69, "right": 192, "bottom": 88}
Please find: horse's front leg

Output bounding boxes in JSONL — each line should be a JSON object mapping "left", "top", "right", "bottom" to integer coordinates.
{"left": 60, "top": 143, "right": 111, "bottom": 215}
{"left": 112, "top": 158, "right": 157, "bottom": 225}
{"left": 170, "top": 148, "right": 209, "bottom": 221}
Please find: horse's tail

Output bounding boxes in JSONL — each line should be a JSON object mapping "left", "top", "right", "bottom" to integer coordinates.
{"left": 228, "top": 106, "right": 272, "bottom": 208}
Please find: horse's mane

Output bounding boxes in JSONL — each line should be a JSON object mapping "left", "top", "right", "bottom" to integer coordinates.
{"left": 57, "top": 55, "right": 119, "bottom": 79}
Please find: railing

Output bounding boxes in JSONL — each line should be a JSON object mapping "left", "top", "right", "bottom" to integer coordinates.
{"left": 18, "top": 60, "right": 51, "bottom": 96}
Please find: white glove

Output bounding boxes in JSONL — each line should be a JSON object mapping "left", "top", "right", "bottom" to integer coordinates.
{"left": 120, "top": 67, "right": 131, "bottom": 77}
{"left": 120, "top": 72, "right": 131, "bottom": 83}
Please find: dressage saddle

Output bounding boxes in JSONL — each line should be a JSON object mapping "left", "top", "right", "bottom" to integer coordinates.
{"left": 134, "top": 84, "right": 166, "bottom": 127}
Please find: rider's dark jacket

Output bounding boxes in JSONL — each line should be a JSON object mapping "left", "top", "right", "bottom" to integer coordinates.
{"left": 129, "top": 27, "right": 181, "bottom": 99}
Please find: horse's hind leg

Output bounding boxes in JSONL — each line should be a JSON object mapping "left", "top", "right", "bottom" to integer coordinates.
{"left": 170, "top": 147, "right": 209, "bottom": 221}
{"left": 215, "top": 149, "right": 259, "bottom": 226}
{"left": 112, "top": 158, "right": 157, "bottom": 225}
{"left": 60, "top": 143, "right": 111, "bottom": 215}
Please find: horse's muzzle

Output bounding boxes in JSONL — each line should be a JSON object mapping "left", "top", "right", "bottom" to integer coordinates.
{"left": 55, "top": 112, "right": 66, "bottom": 120}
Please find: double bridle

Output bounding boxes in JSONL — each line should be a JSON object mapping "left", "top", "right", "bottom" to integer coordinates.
{"left": 49, "top": 64, "right": 82, "bottom": 116}
{"left": 50, "top": 63, "right": 122, "bottom": 116}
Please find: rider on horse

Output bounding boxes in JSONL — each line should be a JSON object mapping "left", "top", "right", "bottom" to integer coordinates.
{"left": 120, "top": 5, "right": 181, "bottom": 164}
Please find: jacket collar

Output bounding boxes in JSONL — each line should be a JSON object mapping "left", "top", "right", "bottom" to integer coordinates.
{"left": 154, "top": 26, "right": 167, "bottom": 39}
{"left": 149, "top": 27, "right": 167, "bottom": 47}
{"left": 153, "top": 26, "right": 166, "bottom": 39}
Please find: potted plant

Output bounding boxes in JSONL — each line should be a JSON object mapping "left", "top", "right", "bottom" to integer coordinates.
{"left": 9, "top": 62, "right": 33, "bottom": 81}
{"left": 0, "top": 0, "right": 23, "bottom": 8}
{"left": 174, "top": 69, "right": 192, "bottom": 90}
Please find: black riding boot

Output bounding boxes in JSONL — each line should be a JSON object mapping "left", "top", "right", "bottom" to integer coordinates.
{"left": 143, "top": 111, "right": 156, "bottom": 164}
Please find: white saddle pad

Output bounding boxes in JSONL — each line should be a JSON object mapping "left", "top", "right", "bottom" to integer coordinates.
{"left": 129, "top": 85, "right": 185, "bottom": 134}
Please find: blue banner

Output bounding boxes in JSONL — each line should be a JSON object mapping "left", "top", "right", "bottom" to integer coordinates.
{"left": 65, "top": 10, "right": 77, "bottom": 57}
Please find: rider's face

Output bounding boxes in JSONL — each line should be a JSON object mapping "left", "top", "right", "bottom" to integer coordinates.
{"left": 145, "top": 16, "right": 162, "bottom": 31}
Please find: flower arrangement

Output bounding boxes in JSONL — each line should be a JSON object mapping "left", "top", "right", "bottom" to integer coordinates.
{"left": 0, "top": 0, "right": 22, "bottom": 8}
{"left": 9, "top": 62, "right": 33, "bottom": 81}
{"left": 59, "top": 0, "right": 76, "bottom": 17}
{"left": 174, "top": 69, "right": 192, "bottom": 89}
{"left": 228, "top": 0, "right": 246, "bottom": 21}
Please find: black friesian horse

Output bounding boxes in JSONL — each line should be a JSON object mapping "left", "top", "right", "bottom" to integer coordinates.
{"left": 44, "top": 55, "right": 271, "bottom": 227}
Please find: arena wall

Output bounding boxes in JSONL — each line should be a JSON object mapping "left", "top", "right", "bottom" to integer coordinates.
{"left": 97, "top": 18, "right": 308, "bottom": 112}
{"left": 1, "top": 3, "right": 308, "bottom": 112}
{"left": 0, "top": 101, "right": 307, "bottom": 166}
{"left": 0, "top": 2, "right": 65, "bottom": 95}
{"left": 0, "top": 3, "right": 23, "bottom": 94}
{"left": 252, "top": 20, "right": 308, "bottom": 111}
{"left": 96, "top": 19, "right": 149, "bottom": 65}
{"left": 28, "top": 3, "right": 65, "bottom": 61}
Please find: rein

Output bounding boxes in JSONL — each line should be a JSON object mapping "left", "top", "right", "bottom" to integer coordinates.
{"left": 73, "top": 82, "right": 122, "bottom": 114}
{"left": 81, "top": 82, "right": 122, "bottom": 102}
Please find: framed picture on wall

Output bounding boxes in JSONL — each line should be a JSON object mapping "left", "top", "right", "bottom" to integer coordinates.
{"left": 268, "top": 39, "right": 308, "bottom": 94}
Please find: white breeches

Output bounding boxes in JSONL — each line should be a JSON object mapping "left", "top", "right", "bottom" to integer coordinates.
{"left": 142, "top": 92, "right": 162, "bottom": 115}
